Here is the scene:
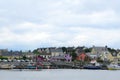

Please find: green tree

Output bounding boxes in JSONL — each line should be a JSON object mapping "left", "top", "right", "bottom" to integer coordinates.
{"left": 33, "top": 49, "right": 40, "bottom": 55}
{"left": 70, "top": 50, "right": 77, "bottom": 61}
{"left": 22, "top": 55, "right": 27, "bottom": 60}
{"left": 62, "top": 47, "right": 67, "bottom": 53}
{"left": 107, "top": 47, "right": 117, "bottom": 53}
{"left": 0, "top": 56, "right": 8, "bottom": 60}
{"left": 84, "top": 48, "right": 92, "bottom": 53}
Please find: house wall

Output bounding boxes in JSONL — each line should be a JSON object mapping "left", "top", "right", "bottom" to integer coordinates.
{"left": 76, "top": 53, "right": 86, "bottom": 61}
{"left": 117, "top": 52, "right": 120, "bottom": 58}
{"left": 99, "top": 51, "right": 115, "bottom": 61}
{"left": 91, "top": 48, "right": 96, "bottom": 54}
{"left": 106, "top": 52, "right": 114, "bottom": 61}
{"left": 3, "top": 56, "right": 21, "bottom": 60}
{"left": 51, "top": 52, "right": 64, "bottom": 57}
{"left": 41, "top": 55, "right": 51, "bottom": 59}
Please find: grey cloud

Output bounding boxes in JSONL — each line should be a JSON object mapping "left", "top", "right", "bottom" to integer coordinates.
{"left": 0, "top": 0, "right": 120, "bottom": 28}
{"left": 0, "top": 0, "right": 120, "bottom": 50}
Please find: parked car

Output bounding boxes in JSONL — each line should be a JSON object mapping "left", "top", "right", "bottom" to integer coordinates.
{"left": 2, "top": 59, "right": 8, "bottom": 62}
{"left": 25, "top": 59, "right": 30, "bottom": 62}
{"left": 20, "top": 59, "right": 25, "bottom": 62}
{"left": 8, "top": 59, "right": 12, "bottom": 62}
{"left": 17, "top": 60, "right": 21, "bottom": 62}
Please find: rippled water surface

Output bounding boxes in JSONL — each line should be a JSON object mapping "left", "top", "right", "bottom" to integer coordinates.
{"left": 0, "top": 69, "right": 119, "bottom": 80}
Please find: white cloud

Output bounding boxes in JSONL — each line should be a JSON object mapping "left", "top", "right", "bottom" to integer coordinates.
{"left": 0, "top": 22, "right": 120, "bottom": 50}
{"left": 69, "top": 27, "right": 120, "bottom": 47}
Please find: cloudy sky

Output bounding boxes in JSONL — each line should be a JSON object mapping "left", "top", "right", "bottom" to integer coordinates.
{"left": 0, "top": 0, "right": 120, "bottom": 50}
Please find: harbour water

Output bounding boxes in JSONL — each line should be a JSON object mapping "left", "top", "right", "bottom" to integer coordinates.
{"left": 0, "top": 69, "right": 120, "bottom": 80}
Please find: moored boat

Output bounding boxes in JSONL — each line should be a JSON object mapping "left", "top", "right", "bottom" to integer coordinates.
{"left": 83, "top": 60, "right": 102, "bottom": 70}
{"left": 0, "top": 64, "right": 15, "bottom": 69}
{"left": 107, "top": 63, "right": 120, "bottom": 70}
{"left": 83, "top": 63, "right": 102, "bottom": 70}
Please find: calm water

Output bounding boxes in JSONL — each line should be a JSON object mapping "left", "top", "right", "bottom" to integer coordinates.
{"left": 0, "top": 69, "right": 120, "bottom": 80}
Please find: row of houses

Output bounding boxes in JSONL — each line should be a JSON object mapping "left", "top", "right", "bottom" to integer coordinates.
{"left": 0, "top": 49, "right": 33, "bottom": 60}
{"left": 37, "top": 47, "right": 64, "bottom": 59}
{"left": 91, "top": 46, "right": 120, "bottom": 62}
{"left": 0, "top": 46, "right": 120, "bottom": 63}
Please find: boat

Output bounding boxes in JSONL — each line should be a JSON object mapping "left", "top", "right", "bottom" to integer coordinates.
{"left": 83, "top": 60, "right": 102, "bottom": 70}
{"left": 83, "top": 63, "right": 102, "bottom": 70}
{"left": 0, "top": 64, "right": 15, "bottom": 69}
{"left": 25, "top": 62, "right": 37, "bottom": 69}
{"left": 107, "top": 63, "right": 120, "bottom": 70}
{"left": 25, "top": 65, "right": 36, "bottom": 69}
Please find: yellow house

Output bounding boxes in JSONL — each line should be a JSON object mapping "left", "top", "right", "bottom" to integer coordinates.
{"left": 116, "top": 52, "right": 120, "bottom": 63}
{"left": 99, "top": 52, "right": 114, "bottom": 61}
{"left": 106, "top": 52, "right": 114, "bottom": 61}
{"left": 117, "top": 52, "right": 120, "bottom": 59}
{"left": 91, "top": 46, "right": 114, "bottom": 61}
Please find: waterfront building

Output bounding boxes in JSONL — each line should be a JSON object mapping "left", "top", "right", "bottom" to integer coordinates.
{"left": 76, "top": 53, "right": 88, "bottom": 61}
{"left": 91, "top": 46, "right": 112, "bottom": 61}
{"left": 50, "top": 47, "right": 64, "bottom": 57}
{"left": 37, "top": 48, "right": 51, "bottom": 59}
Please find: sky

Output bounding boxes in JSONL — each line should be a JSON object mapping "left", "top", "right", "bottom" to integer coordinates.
{"left": 0, "top": 0, "right": 120, "bottom": 50}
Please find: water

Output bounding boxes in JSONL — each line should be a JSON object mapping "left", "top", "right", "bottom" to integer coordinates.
{"left": 0, "top": 69, "right": 120, "bottom": 80}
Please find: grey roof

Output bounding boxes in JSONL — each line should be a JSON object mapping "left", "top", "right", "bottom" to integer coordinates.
{"left": 1, "top": 53, "right": 12, "bottom": 56}
{"left": 38, "top": 48, "right": 51, "bottom": 55}
{"left": 0, "top": 49, "right": 8, "bottom": 52}
{"left": 1, "top": 51, "right": 23, "bottom": 56}
{"left": 39, "top": 52, "right": 51, "bottom": 55}
{"left": 67, "top": 47, "right": 75, "bottom": 50}
{"left": 22, "top": 52, "right": 34, "bottom": 55}
{"left": 38, "top": 47, "right": 55, "bottom": 50}
{"left": 75, "top": 47, "right": 84, "bottom": 56}
{"left": 76, "top": 47, "right": 84, "bottom": 49}
{"left": 92, "top": 46, "right": 108, "bottom": 52}
{"left": 50, "top": 48, "right": 63, "bottom": 53}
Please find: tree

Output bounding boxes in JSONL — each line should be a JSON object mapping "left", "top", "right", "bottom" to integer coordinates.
{"left": 10, "top": 50, "right": 13, "bottom": 53}
{"left": 28, "top": 50, "right": 31, "bottom": 53}
{"left": 20, "top": 50, "right": 22, "bottom": 53}
{"left": 107, "top": 47, "right": 117, "bottom": 53}
{"left": 22, "top": 55, "right": 27, "bottom": 60}
{"left": 84, "top": 48, "right": 92, "bottom": 53}
{"left": 0, "top": 56, "right": 8, "bottom": 60}
{"left": 70, "top": 50, "right": 77, "bottom": 61}
{"left": 97, "top": 57, "right": 104, "bottom": 63}
{"left": 33, "top": 49, "right": 40, "bottom": 55}
{"left": 62, "top": 47, "right": 67, "bottom": 53}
